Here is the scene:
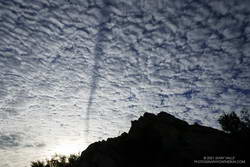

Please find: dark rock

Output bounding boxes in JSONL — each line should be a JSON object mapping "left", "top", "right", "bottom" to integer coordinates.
{"left": 77, "top": 112, "right": 249, "bottom": 167}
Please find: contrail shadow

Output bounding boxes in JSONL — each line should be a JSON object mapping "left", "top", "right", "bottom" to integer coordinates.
{"left": 85, "top": 0, "right": 111, "bottom": 142}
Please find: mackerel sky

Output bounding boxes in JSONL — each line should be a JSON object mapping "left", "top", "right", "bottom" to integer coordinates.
{"left": 0, "top": 0, "right": 250, "bottom": 166}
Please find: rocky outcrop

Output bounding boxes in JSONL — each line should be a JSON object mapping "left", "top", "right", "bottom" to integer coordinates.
{"left": 77, "top": 112, "right": 249, "bottom": 167}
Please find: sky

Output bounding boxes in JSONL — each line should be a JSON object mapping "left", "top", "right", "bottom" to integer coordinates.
{"left": 0, "top": 0, "right": 250, "bottom": 166}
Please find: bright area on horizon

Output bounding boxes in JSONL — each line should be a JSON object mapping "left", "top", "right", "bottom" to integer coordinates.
{"left": 0, "top": 0, "right": 250, "bottom": 166}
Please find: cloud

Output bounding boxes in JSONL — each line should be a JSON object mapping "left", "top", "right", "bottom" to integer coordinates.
{"left": 0, "top": 133, "right": 22, "bottom": 149}
{"left": 0, "top": 132, "right": 46, "bottom": 150}
{"left": 0, "top": 0, "right": 250, "bottom": 166}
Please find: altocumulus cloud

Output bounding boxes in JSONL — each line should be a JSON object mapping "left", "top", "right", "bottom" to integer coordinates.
{"left": 0, "top": 0, "right": 250, "bottom": 166}
{"left": 0, "top": 133, "right": 22, "bottom": 149}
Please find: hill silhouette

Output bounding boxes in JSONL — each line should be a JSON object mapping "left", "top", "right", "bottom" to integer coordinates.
{"left": 77, "top": 112, "right": 249, "bottom": 167}
{"left": 31, "top": 112, "right": 249, "bottom": 167}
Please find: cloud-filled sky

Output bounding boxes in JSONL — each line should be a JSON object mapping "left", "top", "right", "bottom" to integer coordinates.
{"left": 0, "top": 0, "right": 250, "bottom": 166}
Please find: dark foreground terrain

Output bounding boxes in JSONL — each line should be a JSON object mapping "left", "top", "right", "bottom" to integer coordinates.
{"left": 77, "top": 112, "right": 249, "bottom": 167}
{"left": 32, "top": 112, "right": 249, "bottom": 167}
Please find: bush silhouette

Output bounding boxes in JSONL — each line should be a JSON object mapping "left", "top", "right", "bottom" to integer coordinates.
{"left": 31, "top": 161, "right": 45, "bottom": 167}
{"left": 31, "top": 154, "right": 80, "bottom": 167}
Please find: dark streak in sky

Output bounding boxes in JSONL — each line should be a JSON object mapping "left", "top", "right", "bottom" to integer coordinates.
{"left": 85, "top": 0, "right": 112, "bottom": 141}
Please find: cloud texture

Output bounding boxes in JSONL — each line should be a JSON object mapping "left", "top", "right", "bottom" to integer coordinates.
{"left": 0, "top": 0, "right": 250, "bottom": 166}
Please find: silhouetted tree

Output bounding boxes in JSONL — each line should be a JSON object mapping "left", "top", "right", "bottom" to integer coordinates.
{"left": 218, "top": 110, "right": 250, "bottom": 134}
{"left": 218, "top": 112, "right": 241, "bottom": 133}
{"left": 31, "top": 161, "right": 45, "bottom": 167}
{"left": 30, "top": 154, "right": 80, "bottom": 167}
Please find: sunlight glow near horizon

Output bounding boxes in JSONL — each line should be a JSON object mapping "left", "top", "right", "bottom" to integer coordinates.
{"left": 46, "top": 141, "right": 88, "bottom": 159}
